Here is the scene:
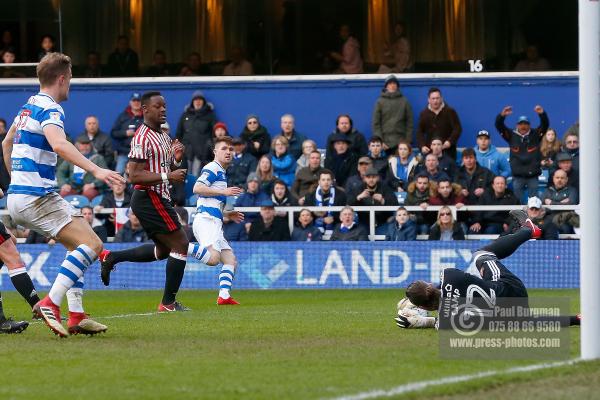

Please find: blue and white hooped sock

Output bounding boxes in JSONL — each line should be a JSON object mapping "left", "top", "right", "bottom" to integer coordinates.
{"left": 188, "top": 243, "right": 211, "bottom": 263}
{"left": 66, "top": 276, "right": 85, "bottom": 313}
{"left": 48, "top": 245, "right": 96, "bottom": 306}
{"left": 218, "top": 264, "right": 235, "bottom": 299}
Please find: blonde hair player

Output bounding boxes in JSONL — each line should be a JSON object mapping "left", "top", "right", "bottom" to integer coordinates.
{"left": 2, "top": 53, "right": 125, "bottom": 337}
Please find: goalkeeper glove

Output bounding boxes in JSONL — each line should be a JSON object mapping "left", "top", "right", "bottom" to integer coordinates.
{"left": 395, "top": 312, "right": 436, "bottom": 329}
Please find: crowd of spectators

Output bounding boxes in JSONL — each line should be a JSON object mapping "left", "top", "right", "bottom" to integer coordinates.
{"left": 0, "top": 68, "right": 580, "bottom": 242}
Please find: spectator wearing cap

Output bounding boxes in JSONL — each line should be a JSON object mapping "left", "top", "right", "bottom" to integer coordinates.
{"left": 428, "top": 137, "right": 458, "bottom": 181}
{"left": 227, "top": 137, "right": 258, "bottom": 188}
{"left": 57, "top": 136, "right": 108, "bottom": 200}
{"left": 241, "top": 114, "right": 271, "bottom": 159}
{"left": 348, "top": 166, "right": 398, "bottom": 227}
{"left": 416, "top": 87, "right": 462, "bottom": 160}
{"left": 234, "top": 172, "right": 270, "bottom": 230}
{"left": 367, "top": 136, "right": 390, "bottom": 180}
{"left": 212, "top": 122, "right": 228, "bottom": 142}
{"left": 561, "top": 131, "right": 579, "bottom": 177}
{"left": 542, "top": 169, "right": 578, "bottom": 234}
{"left": 372, "top": 75, "right": 414, "bottom": 153}
{"left": 404, "top": 172, "right": 437, "bottom": 234}
{"left": 456, "top": 148, "right": 494, "bottom": 205}
{"left": 271, "top": 135, "right": 296, "bottom": 187}
{"left": 387, "top": 140, "right": 419, "bottom": 191}
{"left": 469, "top": 176, "right": 519, "bottom": 235}
{"left": 248, "top": 201, "right": 291, "bottom": 241}
{"left": 291, "top": 209, "right": 323, "bottom": 241}
{"left": 292, "top": 150, "right": 324, "bottom": 203}
{"left": 505, "top": 197, "right": 558, "bottom": 240}
{"left": 325, "top": 114, "right": 368, "bottom": 160}
{"left": 330, "top": 206, "right": 369, "bottom": 241}
{"left": 495, "top": 104, "right": 549, "bottom": 203}
{"left": 175, "top": 90, "right": 216, "bottom": 176}
{"left": 114, "top": 209, "right": 149, "bottom": 243}
{"left": 554, "top": 152, "right": 578, "bottom": 191}
{"left": 324, "top": 132, "right": 358, "bottom": 187}
{"left": 279, "top": 114, "right": 307, "bottom": 160}
{"left": 345, "top": 156, "right": 373, "bottom": 195}
{"left": 76, "top": 115, "right": 115, "bottom": 170}
{"left": 473, "top": 129, "right": 511, "bottom": 179}
{"left": 304, "top": 169, "right": 347, "bottom": 233}
{"left": 110, "top": 92, "right": 144, "bottom": 174}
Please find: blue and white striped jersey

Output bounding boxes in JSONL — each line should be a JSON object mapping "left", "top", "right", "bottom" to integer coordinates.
{"left": 8, "top": 93, "right": 64, "bottom": 197}
{"left": 196, "top": 161, "right": 227, "bottom": 220}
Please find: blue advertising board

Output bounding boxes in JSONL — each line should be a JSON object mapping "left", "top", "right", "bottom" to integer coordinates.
{"left": 0, "top": 241, "right": 578, "bottom": 291}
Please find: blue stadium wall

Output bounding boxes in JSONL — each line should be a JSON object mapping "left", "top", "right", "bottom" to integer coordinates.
{"left": 0, "top": 74, "right": 577, "bottom": 148}
{"left": 0, "top": 241, "right": 578, "bottom": 291}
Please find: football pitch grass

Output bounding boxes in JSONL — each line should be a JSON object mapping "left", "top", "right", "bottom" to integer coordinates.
{"left": 1, "top": 289, "right": 598, "bottom": 400}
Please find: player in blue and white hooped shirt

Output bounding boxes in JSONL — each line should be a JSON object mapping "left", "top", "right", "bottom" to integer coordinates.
{"left": 2, "top": 53, "right": 124, "bottom": 337}
{"left": 188, "top": 136, "right": 244, "bottom": 305}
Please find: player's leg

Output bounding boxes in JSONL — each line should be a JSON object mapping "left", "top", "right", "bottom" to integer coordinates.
{"left": 0, "top": 237, "right": 40, "bottom": 308}
{"left": 64, "top": 275, "right": 107, "bottom": 336}
{"left": 33, "top": 217, "right": 103, "bottom": 337}
{"left": 99, "top": 243, "right": 169, "bottom": 286}
{"left": 218, "top": 249, "right": 239, "bottom": 305}
{"left": 154, "top": 228, "right": 190, "bottom": 311}
{"left": 189, "top": 215, "right": 220, "bottom": 266}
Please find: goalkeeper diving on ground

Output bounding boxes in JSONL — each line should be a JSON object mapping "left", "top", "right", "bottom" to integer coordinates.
{"left": 395, "top": 209, "right": 581, "bottom": 329}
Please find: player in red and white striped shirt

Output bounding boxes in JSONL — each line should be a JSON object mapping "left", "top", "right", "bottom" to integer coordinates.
{"left": 99, "top": 91, "right": 191, "bottom": 312}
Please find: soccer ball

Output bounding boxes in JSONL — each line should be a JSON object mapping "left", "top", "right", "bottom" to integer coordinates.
{"left": 397, "top": 297, "right": 428, "bottom": 317}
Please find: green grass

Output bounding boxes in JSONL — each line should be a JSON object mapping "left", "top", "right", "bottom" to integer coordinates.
{"left": 0, "top": 289, "right": 589, "bottom": 400}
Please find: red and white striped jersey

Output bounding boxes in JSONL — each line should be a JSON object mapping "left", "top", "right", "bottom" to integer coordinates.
{"left": 128, "top": 123, "right": 173, "bottom": 200}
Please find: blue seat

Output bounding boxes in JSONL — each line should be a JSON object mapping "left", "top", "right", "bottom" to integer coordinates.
{"left": 187, "top": 194, "right": 199, "bottom": 207}
{"left": 64, "top": 195, "right": 90, "bottom": 208}
{"left": 90, "top": 194, "right": 104, "bottom": 207}
{"left": 395, "top": 191, "right": 407, "bottom": 205}
{"left": 185, "top": 174, "right": 197, "bottom": 199}
{"left": 0, "top": 197, "right": 7, "bottom": 209}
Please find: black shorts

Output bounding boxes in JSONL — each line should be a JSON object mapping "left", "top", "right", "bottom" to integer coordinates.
{"left": 0, "top": 222, "right": 11, "bottom": 245}
{"left": 474, "top": 252, "right": 528, "bottom": 298}
{"left": 130, "top": 189, "right": 181, "bottom": 238}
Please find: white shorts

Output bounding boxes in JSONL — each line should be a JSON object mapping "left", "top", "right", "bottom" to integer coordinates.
{"left": 192, "top": 213, "right": 231, "bottom": 252}
{"left": 7, "top": 192, "right": 82, "bottom": 239}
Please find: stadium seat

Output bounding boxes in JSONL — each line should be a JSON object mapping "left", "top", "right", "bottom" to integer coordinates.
{"left": 64, "top": 195, "right": 90, "bottom": 208}
{"left": 0, "top": 197, "right": 6, "bottom": 209}
{"left": 187, "top": 194, "right": 199, "bottom": 207}
{"left": 90, "top": 194, "right": 104, "bottom": 207}
{"left": 395, "top": 191, "right": 407, "bottom": 205}
{"left": 185, "top": 174, "right": 197, "bottom": 199}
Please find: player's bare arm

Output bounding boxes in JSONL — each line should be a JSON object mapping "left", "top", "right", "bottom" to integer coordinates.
{"left": 1, "top": 124, "right": 16, "bottom": 173}
{"left": 44, "top": 124, "right": 125, "bottom": 186}
{"left": 193, "top": 182, "right": 243, "bottom": 197}
{"left": 127, "top": 159, "right": 186, "bottom": 185}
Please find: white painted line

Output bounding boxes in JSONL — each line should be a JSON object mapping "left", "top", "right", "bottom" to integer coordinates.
{"left": 330, "top": 358, "right": 582, "bottom": 400}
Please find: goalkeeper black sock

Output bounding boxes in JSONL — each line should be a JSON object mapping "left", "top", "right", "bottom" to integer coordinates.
{"left": 162, "top": 253, "right": 186, "bottom": 305}
{"left": 110, "top": 244, "right": 159, "bottom": 263}
{"left": 9, "top": 268, "right": 40, "bottom": 307}
{"left": 480, "top": 228, "right": 531, "bottom": 260}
